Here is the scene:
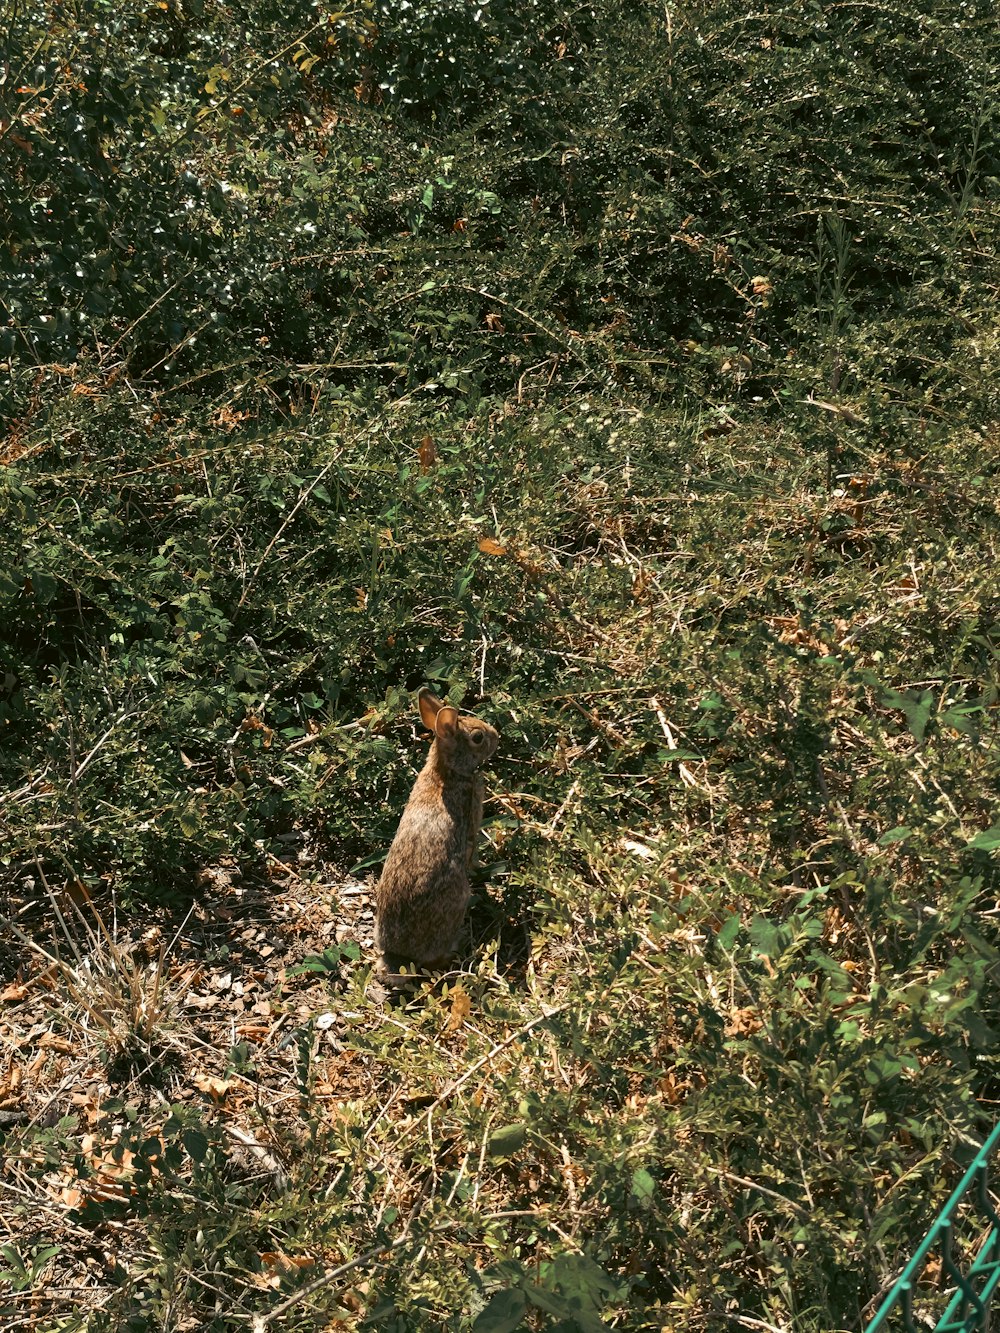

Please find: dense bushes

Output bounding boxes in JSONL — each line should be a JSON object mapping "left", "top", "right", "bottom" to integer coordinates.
{"left": 1, "top": 1, "right": 999, "bottom": 1329}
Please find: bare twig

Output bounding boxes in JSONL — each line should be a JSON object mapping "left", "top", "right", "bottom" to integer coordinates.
{"left": 704, "top": 1165, "right": 811, "bottom": 1221}
{"left": 238, "top": 454, "right": 344, "bottom": 609}
{"left": 224, "top": 1124, "right": 290, "bottom": 1192}
{"left": 392, "top": 1004, "right": 568, "bottom": 1148}
{"left": 254, "top": 1222, "right": 454, "bottom": 1327}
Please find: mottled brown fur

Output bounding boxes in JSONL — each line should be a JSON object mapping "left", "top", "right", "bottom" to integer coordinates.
{"left": 374, "top": 688, "right": 499, "bottom": 971}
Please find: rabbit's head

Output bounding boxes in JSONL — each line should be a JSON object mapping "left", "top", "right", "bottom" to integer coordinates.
{"left": 419, "top": 687, "right": 498, "bottom": 776}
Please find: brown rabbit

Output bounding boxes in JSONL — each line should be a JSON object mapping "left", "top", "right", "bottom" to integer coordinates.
{"left": 374, "top": 688, "right": 499, "bottom": 971}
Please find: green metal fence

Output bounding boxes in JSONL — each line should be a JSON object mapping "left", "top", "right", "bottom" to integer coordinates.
{"left": 866, "top": 1121, "right": 1000, "bottom": 1333}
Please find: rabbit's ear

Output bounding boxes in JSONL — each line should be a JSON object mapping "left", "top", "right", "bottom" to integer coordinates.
{"left": 434, "top": 706, "right": 459, "bottom": 738}
{"left": 418, "top": 688, "right": 444, "bottom": 729}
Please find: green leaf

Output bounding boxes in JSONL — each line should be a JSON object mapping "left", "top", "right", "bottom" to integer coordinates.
{"left": 177, "top": 807, "right": 201, "bottom": 838}
{"left": 630, "top": 1167, "right": 656, "bottom": 1204}
{"left": 902, "top": 689, "right": 934, "bottom": 743}
{"left": 0, "top": 1245, "right": 28, "bottom": 1281}
{"left": 749, "top": 915, "right": 784, "bottom": 959}
{"left": 879, "top": 826, "right": 912, "bottom": 845}
{"left": 183, "top": 1129, "right": 209, "bottom": 1163}
{"left": 525, "top": 1274, "right": 609, "bottom": 1331}
{"left": 941, "top": 703, "right": 983, "bottom": 736}
{"left": 968, "top": 827, "right": 1000, "bottom": 851}
{"left": 960, "top": 925, "right": 1000, "bottom": 962}
{"left": 550, "top": 1252, "right": 619, "bottom": 1299}
{"left": 349, "top": 850, "right": 387, "bottom": 875}
{"left": 880, "top": 686, "right": 934, "bottom": 742}
{"left": 472, "top": 1289, "right": 528, "bottom": 1333}
{"left": 487, "top": 1123, "right": 527, "bottom": 1158}
{"left": 287, "top": 944, "right": 358, "bottom": 976}
{"left": 716, "top": 912, "right": 741, "bottom": 950}
{"left": 523, "top": 1283, "right": 570, "bottom": 1317}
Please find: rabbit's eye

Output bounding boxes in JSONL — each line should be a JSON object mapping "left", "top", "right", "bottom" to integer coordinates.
{"left": 470, "top": 730, "right": 484, "bottom": 744}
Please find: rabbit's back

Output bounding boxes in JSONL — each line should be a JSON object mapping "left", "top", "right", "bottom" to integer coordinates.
{"left": 374, "top": 689, "right": 498, "bottom": 969}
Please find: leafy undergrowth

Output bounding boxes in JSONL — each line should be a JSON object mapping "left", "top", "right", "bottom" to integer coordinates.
{"left": 3, "top": 399, "right": 998, "bottom": 1332}
{"left": 2, "top": 0, "right": 1000, "bottom": 1330}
